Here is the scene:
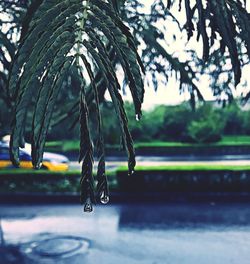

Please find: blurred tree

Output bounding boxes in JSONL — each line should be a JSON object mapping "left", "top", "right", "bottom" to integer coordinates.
{"left": 0, "top": 1, "right": 30, "bottom": 133}
{"left": 162, "top": 103, "right": 192, "bottom": 141}
{"left": 243, "top": 110, "right": 250, "bottom": 135}
{"left": 187, "top": 117, "right": 224, "bottom": 143}
{"left": 187, "top": 104, "right": 225, "bottom": 143}
{"left": 222, "top": 102, "right": 245, "bottom": 135}
{"left": 141, "top": 105, "right": 167, "bottom": 140}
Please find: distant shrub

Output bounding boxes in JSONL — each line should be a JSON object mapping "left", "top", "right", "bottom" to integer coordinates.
{"left": 161, "top": 104, "right": 192, "bottom": 141}
{"left": 187, "top": 105, "right": 224, "bottom": 143}
{"left": 222, "top": 103, "right": 245, "bottom": 135}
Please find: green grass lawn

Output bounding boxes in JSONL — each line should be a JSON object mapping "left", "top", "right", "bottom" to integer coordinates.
{"left": 117, "top": 164, "right": 250, "bottom": 172}
{"left": 0, "top": 169, "right": 116, "bottom": 177}
{"left": 3, "top": 164, "right": 250, "bottom": 175}
{"left": 134, "top": 141, "right": 193, "bottom": 148}
{"left": 217, "top": 136, "right": 250, "bottom": 146}
{"left": 45, "top": 140, "right": 80, "bottom": 151}
{"left": 136, "top": 136, "right": 250, "bottom": 148}
{"left": 45, "top": 135, "right": 250, "bottom": 152}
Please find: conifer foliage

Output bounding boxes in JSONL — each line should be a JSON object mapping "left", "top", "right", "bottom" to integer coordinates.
{"left": 7, "top": 0, "right": 144, "bottom": 211}
{"left": 0, "top": 1, "right": 28, "bottom": 105}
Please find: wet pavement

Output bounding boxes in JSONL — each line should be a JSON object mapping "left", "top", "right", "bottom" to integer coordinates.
{"left": 1, "top": 202, "right": 250, "bottom": 263}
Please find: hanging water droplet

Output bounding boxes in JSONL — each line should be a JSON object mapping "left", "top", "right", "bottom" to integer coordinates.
{"left": 135, "top": 114, "right": 140, "bottom": 121}
{"left": 84, "top": 198, "right": 93, "bottom": 213}
{"left": 128, "top": 170, "right": 135, "bottom": 176}
{"left": 100, "top": 191, "right": 109, "bottom": 204}
{"left": 34, "top": 162, "right": 42, "bottom": 170}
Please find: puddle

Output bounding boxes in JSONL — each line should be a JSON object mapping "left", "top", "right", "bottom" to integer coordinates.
{"left": 20, "top": 235, "right": 90, "bottom": 260}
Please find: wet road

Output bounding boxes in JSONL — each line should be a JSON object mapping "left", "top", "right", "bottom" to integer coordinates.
{"left": 1, "top": 202, "right": 250, "bottom": 263}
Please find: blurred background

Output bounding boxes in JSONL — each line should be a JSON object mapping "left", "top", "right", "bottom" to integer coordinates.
{"left": 1, "top": 1, "right": 250, "bottom": 263}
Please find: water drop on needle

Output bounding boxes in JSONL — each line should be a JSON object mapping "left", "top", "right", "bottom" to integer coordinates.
{"left": 100, "top": 191, "right": 109, "bottom": 204}
{"left": 84, "top": 198, "right": 93, "bottom": 213}
{"left": 135, "top": 114, "right": 141, "bottom": 121}
{"left": 129, "top": 170, "right": 135, "bottom": 176}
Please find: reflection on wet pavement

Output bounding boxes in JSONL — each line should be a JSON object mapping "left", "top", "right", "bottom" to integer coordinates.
{"left": 20, "top": 235, "right": 90, "bottom": 262}
{"left": 1, "top": 203, "right": 250, "bottom": 263}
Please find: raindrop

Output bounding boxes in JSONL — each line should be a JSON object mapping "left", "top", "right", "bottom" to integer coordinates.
{"left": 135, "top": 114, "right": 141, "bottom": 121}
{"left": 129, "top": 170, "right": 135, "bottom": 176}
{"left": 34, "top": 162, "right": 42, "bottom": 170}
{"left": 84, "top": 198, "right": 93, "bottom": 213}
{"left": 100, "top": 191, "right": 109, "bottom": 204}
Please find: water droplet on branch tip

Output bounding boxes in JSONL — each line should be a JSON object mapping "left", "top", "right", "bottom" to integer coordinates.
{"left": 135, "top": 114, "right": 141, "bottom": 121}
{"left": 100, "top": 191, "right": 109, "bottom": 204}
{"left": 84, "top": 198, "right": 93, "bottom": 213}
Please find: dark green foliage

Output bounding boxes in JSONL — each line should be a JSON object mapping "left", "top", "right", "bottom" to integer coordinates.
{"left": 162, "top": 104, "right": 193, "bottom": 141}
{"left": 222, "top": 102, "right": 245, "bottom": 135}
{"left": 187, "top": 111, "right": 224, "bottom": 143}
{"left": 0, "top": 1, "right": 28, "bottom": 91}
{"left": 8, "top": 0, "right": 144, "bottom": 211}
{"left": 0, "top": 99, "right": 12, "bottom": 137}
{"left": 176, "top": 0, "right": 248, "bottom": 86}
{"left": 0, "top": 170, "right": 81, "bottom": 194}
{"left": 243, "top": 111, "right": 250, "bottom": 135}
{"left": 0, "top": 1, "right": 29, "bottom": 137}
{"left": 98, "top": 101, "right": 250, "bottom": 144}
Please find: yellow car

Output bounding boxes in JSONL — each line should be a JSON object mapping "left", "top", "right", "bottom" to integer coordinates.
{"left": 0, "top": 141, "right": 69, "bottom": 171}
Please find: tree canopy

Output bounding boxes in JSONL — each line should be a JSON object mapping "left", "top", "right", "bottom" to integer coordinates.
{"left": 1, "top": 0, "right": 250, "bottom": 211}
